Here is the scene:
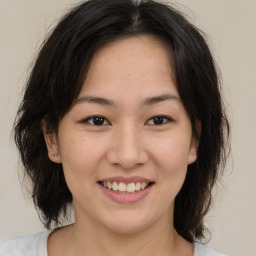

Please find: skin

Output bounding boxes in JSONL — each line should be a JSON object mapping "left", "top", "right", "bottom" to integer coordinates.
{"left": 44, "top": 35, "right": 197, "bottom": 256}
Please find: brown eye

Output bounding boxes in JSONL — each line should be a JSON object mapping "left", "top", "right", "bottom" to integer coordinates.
{"left": 84, "top": 116, "right": 109, "bottom": 126}
{"left": 146, "top": 116, "right": 172, "bottom": 125}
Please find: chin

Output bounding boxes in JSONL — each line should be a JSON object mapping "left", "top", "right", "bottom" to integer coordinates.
{"left": 98, "top": 210, "right": 162, "bottom": 235}
{"left": 104, "top": 220, "right": 150, "bottom": 235}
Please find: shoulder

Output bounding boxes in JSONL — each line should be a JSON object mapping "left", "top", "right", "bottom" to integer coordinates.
{"left": 194, "top": 242, "right": 228, "bottom": 256}
{"left": 0, "top": 231, "right": 52, "bottom": 256}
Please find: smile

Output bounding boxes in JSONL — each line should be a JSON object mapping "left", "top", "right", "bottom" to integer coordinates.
{"left": 99, "top": 181, "right": 151, "bottom": 193}
{"left": 97, "top": 176, "right": 155, "bottom": 203}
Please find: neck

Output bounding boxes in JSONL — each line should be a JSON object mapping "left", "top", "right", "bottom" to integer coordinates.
{"left": 66, "top": 210, "right": 180, "bottom": 256}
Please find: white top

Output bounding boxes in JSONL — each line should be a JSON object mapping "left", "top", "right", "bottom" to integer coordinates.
{"left": 0, "top": 231, "right": 227, "bottom": 256}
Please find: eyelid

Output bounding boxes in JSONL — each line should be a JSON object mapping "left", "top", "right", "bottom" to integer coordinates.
{"left": 80, "top": 115, "right": 173, "bottom": 126}
{"left": 145, "top": 115, "right": 173, "bottom": 125}
{"left": 82, "top": 115, "right": 110, "bottom": 125}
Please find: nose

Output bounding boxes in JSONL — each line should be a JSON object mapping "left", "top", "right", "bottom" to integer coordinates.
{"left": 106, "top": 123, "right": 148, "bottom": 170}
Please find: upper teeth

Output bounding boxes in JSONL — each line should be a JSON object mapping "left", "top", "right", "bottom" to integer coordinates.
{"left": 102, "top": 181, "right": 149, "bottom": 193}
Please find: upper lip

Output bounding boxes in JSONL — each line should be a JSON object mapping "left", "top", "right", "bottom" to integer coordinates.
{"left": 98, "top": 176, "right": 154, "bottom": 184}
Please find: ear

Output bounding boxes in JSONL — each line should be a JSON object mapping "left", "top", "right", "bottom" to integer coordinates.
{"left": 188, "top": 120, "right": 201, "bottom": 165}
{"left": 42, "top": 120, "right": 62, "bottom": 164}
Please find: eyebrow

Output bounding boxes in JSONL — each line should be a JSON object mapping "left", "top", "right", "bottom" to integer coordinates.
{"left": 142, "top": 94, "right": 180, "bottom": 106}
{"left": 75, "top": 96, "right": 115, "bottom": 106}
{"left": 75, "top": 93, "right": 180, "bottom": 107}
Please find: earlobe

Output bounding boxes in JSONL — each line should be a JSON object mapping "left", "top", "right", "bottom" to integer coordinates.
{"left": 188, "top": 120, "right": 201, "bottom": 165}
{"left": 42, "top": 121, "right": 62, "bottom": 164}
{"left": 188, "top": 145, "right": 198, "bottom": 165}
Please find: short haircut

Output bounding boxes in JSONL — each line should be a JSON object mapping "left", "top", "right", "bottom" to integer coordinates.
{"left": 14, "top": 0, "right": 230, "bottom": 242}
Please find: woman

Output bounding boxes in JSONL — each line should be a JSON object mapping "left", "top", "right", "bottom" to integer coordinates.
{"left": 0, "top": 0, "right": 229, "bottom": 255}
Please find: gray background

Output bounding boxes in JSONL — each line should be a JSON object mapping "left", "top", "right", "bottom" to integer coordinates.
{"left": 0, "top": 1, "right": 255, "bottom": 255}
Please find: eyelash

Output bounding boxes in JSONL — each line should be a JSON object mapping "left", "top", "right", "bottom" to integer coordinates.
{"left": 82, "top": 115, "right": 173, "bottom": 126}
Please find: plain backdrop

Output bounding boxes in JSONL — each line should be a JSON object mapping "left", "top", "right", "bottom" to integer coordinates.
{"left": 0, "top": 1, "right": 255, "bottom": 255}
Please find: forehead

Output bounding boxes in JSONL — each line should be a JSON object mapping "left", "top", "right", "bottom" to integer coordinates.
{"left": 79, "top": 34, "right": 177, "bottom": 100}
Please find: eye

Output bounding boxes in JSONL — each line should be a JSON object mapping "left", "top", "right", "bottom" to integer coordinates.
{"left": 83, "top": 116, "right": 110, "bottom": 126}
{"left": 146, "top": 115, "right": 172, "bottom": 125}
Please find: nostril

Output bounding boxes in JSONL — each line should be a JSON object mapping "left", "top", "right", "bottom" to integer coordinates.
{"left": 106, "top": 145, "right": 148, "bottom": 169}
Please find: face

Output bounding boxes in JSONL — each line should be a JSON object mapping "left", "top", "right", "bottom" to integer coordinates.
{"left": 44, "top": 35, "right": 197, "bottom": 234}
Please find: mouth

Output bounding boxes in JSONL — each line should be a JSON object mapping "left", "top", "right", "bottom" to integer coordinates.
{"left": 97, "top": 180, "right": 154, "bottom": 193}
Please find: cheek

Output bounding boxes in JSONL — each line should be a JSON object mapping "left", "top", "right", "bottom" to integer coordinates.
{"left": 150, "top": 133, "right": 192, "bottom": 169}
{"left": 60, "top": 132, "right": 104, "bottom": 166}
{"left": 149, "top": 134, "right": 191, "bottom": 192}
{"left": 58, "top": 136, "right": 104, "bottom": 209}
{"left": 58, "top": 134, "right": 106, "bottom": 192}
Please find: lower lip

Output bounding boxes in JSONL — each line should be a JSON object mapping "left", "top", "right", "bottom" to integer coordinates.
{"left": 98, "top": 183, "right": 154, "bottom": 203}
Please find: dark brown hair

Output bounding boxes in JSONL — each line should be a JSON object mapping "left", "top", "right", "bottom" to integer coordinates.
{"left": 14, "top": 0, "right": 229, "bottom": 243}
